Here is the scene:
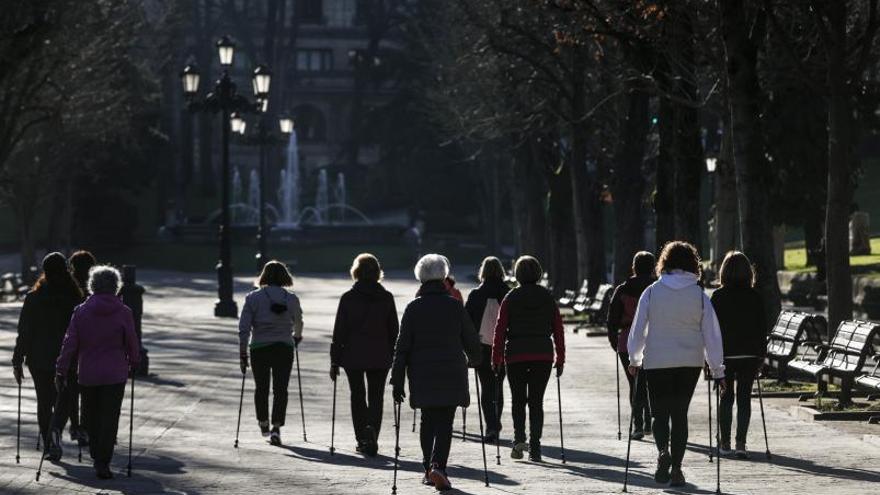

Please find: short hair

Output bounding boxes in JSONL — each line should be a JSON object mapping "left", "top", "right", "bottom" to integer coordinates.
{"left": 350, "top": 253, "right": 383, "bottom": 282}
{"left": 719, "top": 250, "right": 755, "bottom": 289}
{"left": 514, "top": 255, "right": 543, "bottom": 284}
{"left": 257, "top": 260, "right": 294, "bottom": 287}
{"left": 632, "top": 251, "right": 656, "bottom": 278}
{"left": 656, "top": 241, "right": 701, "bottom": 277}
{"left": 88, "top": 265, "right": 122, "bottom": 295}
{"left": 414, "top": 253, "right": 449, "bottom": 283}
{"left": 478, "top": 256, "right": 505, "bottom": 283}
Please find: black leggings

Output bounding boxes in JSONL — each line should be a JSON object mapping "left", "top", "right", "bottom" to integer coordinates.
{"left": 81, "top": 382, "right": 125, "bottom": 466}
{"left": 344, "top": 368, "right": 388, "bottom": 441}
{"left": 507, "top": 361, "right": 552, "bottom": 445}
{"left": 251, "top": 343, "right": 294, "bottom": 427}
{"left": 419, "top": 406, "right": 456, "bottom": 471}
{"left": 720, "top": 358, "right": 759, "bottom": 446}
{"left": 29, "top": 367, "right": 56, "bottom": 446}
{"left": 619, "top": 353, "right": 650, "bottom": 429}
{"left": 476, "top": 345, "right": 504, "bottom": 433}
{"left": 645, "top": 367, "right": 701, "bottom": 468}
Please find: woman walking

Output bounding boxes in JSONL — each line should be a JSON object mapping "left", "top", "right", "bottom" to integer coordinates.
{"left": 711, "top": 251, "right": 766, "bottom": 459}
{"left": 464, "top": 256, "right": 510, "bottom": 443}
{"left": 55, "top": 265, "right": 140, "bottom": 479}
{"left": 65, "top": 250, "right": 97, "bottom": 447}
{"left": 391, "top": 254, "right": 481, "bottom": 491}
{"left": 330, "top": 253, "right": 399, "bottom": 456}
{"left": 491, "top": 255, "right": 565, "bottom": 462}
{"left": 12, "top": 252, "right": 83, "bottom": 461}
{"left": 239, "top": 260, "right": 304, "bottom": 446}
{"left": 627, "top": 241, "right": 725, "bottom": 487}
{"left": 607, "top": 251, "right": 656, "bottom": 439}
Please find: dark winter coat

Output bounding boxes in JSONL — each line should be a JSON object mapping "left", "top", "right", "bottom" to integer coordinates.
{"left": 464, "top": 279, "right": 510, "bottom": 344}
{"left": 710, "top": 286, "right": 768, "bottom": 358}
{"left": 330, "top": 281, "right": 399, "bottom": 370}
{"left": 607, "top": 276, "right": 656, "bottom": 353}
{"left": 391, "top": 280, "right": 482, "bottom": 409}
{"left": 491, "top": 284, "right": 566, "bottom": 367}
{"left": 12, "top": 283, "right": 81, "bottom": 371}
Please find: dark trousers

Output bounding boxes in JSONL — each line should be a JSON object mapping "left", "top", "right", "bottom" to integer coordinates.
{"left": 251, "top": 343, "right": 294, "bottom": 427}
{"left": 507, "top": 361, "right": 552, "bottom": 445}
{"left": 28, "top": 367, "right": 56, "bottom": 446}
{"left": 619, "top": 353, "right": 650, "bottom": 429}
{"left": 645, "top": 367, "right": 701, "bottom": 468}
{"left": 344, "top": 368, "right": 388, "bottom": 441}
{"left": 720, "top": 357, "right": 759, "bottom": 446}
{"left": 419, "top": 406, "right": 456, "bottom": 471}
{"left": 54, "top": 372, "right": 83, "bottom": 434}
{"left": 81, "top": 382, "right": 125, "bottom": 466}
{"left": 476, "top": 344, "right": 504, "bottom": 433}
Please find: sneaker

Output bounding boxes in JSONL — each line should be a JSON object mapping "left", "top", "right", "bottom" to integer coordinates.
{"left": 429, "top": 464, "right": 451, "bottom": 491}
{"left": 734, "top": 443, "right": 750, "bottom": 460}
{"left": 510, "top": 441, "right": 528, "bottom": 460}
{"left": 422, "top": 469, "right": 434, "bottom": 486}
{"left": 484, "top": 429, "right": 499, "bottom": 444}
{"left": 47, "top": 429, "right": 63, "bottom": 461}
{"left": 654, "top": 452, "right": 672, "bottom": 484}
{"left": 95, "top": 463, "right": 113, "bottom": 479}
{"left": 363, "top": 425, "right": 378, "bottom": 457}
{"left": 719, "top": 441, "right": 733, "bottom": 456}
{"left": 669, "top": 467, "right": 686, "bottom": 487}
{"left": 528, "top": 443, "right": 542, "bottom": 462}
{"left": 259, "top": 421, "right": 271, "bottom": 438}
{"left": 269, "top": 427, "right": 282, "bottom": 446}
{"left": 630, "top": 428, "right": 645, "bottom": 441}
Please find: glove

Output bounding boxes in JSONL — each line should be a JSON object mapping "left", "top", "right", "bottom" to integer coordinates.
{"left": 713, "top": 378, "right": 727, "bottom": 394}
{"left": 294, "top": 336, "right": 302, "bottom": 346}
{"left": 54, "top": 374, "right": 66, "bottom": 393}
{"left": 239, "top": 353, "right": 249, "bottom": 374}
{"left": 392, "top": 387, "right": 406, "bottom": 404}
{"left": 13, "top": 365, "right": 23, "bottom": 385}
{"left": 555, "top": 362, "right": 564, "bottom": 377}
{"left": 627, "top": 365, "right": 640, "bottom": 377}
{"left": 329, "top": 364, "right": 339, "bottom": 382}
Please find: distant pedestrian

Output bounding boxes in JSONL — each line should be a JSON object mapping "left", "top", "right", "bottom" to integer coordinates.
{"left": 607, "top": 251, "right": 656, "bottom": 439}
{"left": 464, "top": 256, "right": 510, "bottom": 443}
{"left": 239, "top": 260, "right": 304, "bottom": 446}
{"left": 711, "top": 251, "right": 767, "bottom": 459}
{"left": 391, "top": 254, "right": 481, "bottom": 491}
{"left": 627, "top": 241, "right": 725, "bottom": 488}
{"left": 66, "top": 249, "right": 97, "bottom": 447}
{"left": 330, "top": 253, "right": 399, "bottom": 456}
{"left": 55, "top": 265, "right": 140, "bottom": 479}
{"left": 491, "top": 255, "right": 565, "bottom": 462}
{"left": 12, "top": 252, "right": 83, "bottom": 461}
{"left": 445, "top": 275, "right": 463, "bottom": 303}
{"left": 70, "top": 250, "right": 97, "bottom": 296}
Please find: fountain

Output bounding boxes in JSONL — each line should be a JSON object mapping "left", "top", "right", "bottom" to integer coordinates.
{"left": 333, "top": 172, "right": 347, "bottom": 223}
{"left": 315, "top": 169, "right": 329, "bottom": 225}
{"left": 231, "top": 167, "right": 243, "bottom": 224}
{"left": 277, "top": 130, "right": 301, "bottom": 228}
{"left": 247, "top": 169, "right": 259, "bottom": 225}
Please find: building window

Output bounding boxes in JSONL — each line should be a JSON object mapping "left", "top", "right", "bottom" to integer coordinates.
{"left": 296, "top": 49, "right": 333, "bottom": 72}
{"left": 293, "top": 105, "right": 327, "bottom": 142}
{"left": 326, "top": 0, "right": 356, "bottom": 27}
{"left": 296, "top": 0, "right": 323, "bottom": 24}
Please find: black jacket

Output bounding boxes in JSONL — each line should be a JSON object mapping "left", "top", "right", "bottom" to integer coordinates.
{"left": 12, "top": 283, "right": 81, "bottom": 371}
{"left": 710, "top": 286, "right": 768, "bottom": 358}
{"left": 330, "top": 281, "right": 399, "bottom": 370}
{"left": 607, "top": 276, "right": 655, "bottom": 352}
{"left": 464, "top": 279, "right": 510, "bottom": 342}
{"left": 391, "top": 280, "right": 482, "bottom": 408}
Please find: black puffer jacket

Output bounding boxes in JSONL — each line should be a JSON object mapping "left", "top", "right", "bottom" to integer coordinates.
{"left": 330, "top": 281, "right": 399, "bottom": 370}
{"left": 391, "top": 280, "right": 482, "bottom": 408}
{"left": 710, "top": 286, "right": 768, "bottom": 358}
{"left": 12, "top": 283, "right": 82, "bottom": 371}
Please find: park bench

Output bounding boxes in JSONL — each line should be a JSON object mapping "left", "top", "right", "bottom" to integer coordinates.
{"left": 1, "top": 272, "right": 29, "bottom": 302}
{"left": 559, "top": 280, "right": 588, "bottom": 309}
{"left": 855, "top": 355, "right": 880, "bottom": 400}
{"left": 765, "top": 311, "right": 827, "bottom": 382}
{"left": 788, "top": 320, "right": 880, "bottom": 405}
{"left": 573, "top": 283, "right": 613, "bottom": 335}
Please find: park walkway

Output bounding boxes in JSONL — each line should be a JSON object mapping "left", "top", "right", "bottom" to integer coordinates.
{"left": 1, "top": 270, "right": 878, "bottom": 494}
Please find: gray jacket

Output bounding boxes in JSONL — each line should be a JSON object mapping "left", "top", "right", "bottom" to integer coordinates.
{"left": 239, "top": 286, "right": 304, "bottom": 351}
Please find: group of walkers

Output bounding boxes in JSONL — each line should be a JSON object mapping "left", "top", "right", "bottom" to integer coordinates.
{"left": 12, "top": 251, "right": 141, "bottom": 479}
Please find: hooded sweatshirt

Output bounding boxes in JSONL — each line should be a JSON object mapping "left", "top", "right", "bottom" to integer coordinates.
{"left": 626, "top": 270, "right": 725, "bottom": 378}
{"left": 56, "top": 293, "right": 140, "bottom": 386}
{"left": 330, "top": 281, "right": 399, "bottom": 370}
{"left": 239, "top": 286, "right": 304, "bottom": 351}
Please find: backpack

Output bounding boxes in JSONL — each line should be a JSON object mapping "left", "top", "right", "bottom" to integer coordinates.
{"left": 478, "top": 298, "right": 501, "bottom": 345}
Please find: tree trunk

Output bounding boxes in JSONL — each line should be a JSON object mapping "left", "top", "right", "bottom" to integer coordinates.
{"left": 655, "top": 98, "right": 675, "bottom": 249}
{"left": 547, "top": 159, "right": 578, "bottom": 296}
{"left": 713, "top": 114, "right": 740, "bottom": 272}
{"left": 613, "top": 89, "right": 650, "bottom": 283}
{"left": 720, "top": 0, "right": 782, "bottom": 328}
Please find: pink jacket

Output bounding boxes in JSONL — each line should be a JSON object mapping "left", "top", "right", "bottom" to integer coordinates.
{"left": 56, "top": 294, "right": 140, "bottom": 386}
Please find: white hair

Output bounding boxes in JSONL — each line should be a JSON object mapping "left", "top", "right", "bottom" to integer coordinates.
{"left": 88, "top": 265, "right": 122, "bottom": 295}
{"left": 414, "top": 253, "right": 450, "bottom": 283}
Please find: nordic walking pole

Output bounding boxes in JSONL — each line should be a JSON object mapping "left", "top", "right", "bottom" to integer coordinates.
{"left": 36, "top": 392, "right": 62, "bottom": 482}
{"left": 494, "top": 372, "right": 501, "bottom": 466}
{"left": 616, "top": 352, "right": 622, "bottom": 441}
{"left": 462, "top": 407, "right": 467, "bottom": 441}
{"left": 474, "top": 370, "right": 489, "bottom": 487}
{"left": 294, "top": 343, "right": 307, "bottom": 442}
{"left": 756, "top": 376, "right": 771, "bottom": 460}
{"left": 234, "top": 370, "right": 246, "bottom": 448}
{"left": 622, "top": 372, "right": 640, "bottom": 492}
{"left": 707, "top": 373, "right": 714, "bottom": 462}
{"left": 127, "top": 373, "right": 135, "bottom": 478}
{"left": 16, "top": 380, "right": 21, "bottom": 464}
{"left": 392, "top": 401, "right": 401, "bottom": 495}
{"left": 412, "top": 408, "right": 417, "bottom": 433}
{"left": 715, "top": 381, "right": 722, "bottom": 495}
{"left": 330, "top": 376, "right": 337, "bottom": 455}
{"left": 77, "top": 391, "right": 82, "bottom": 464}
{"left": 556, "top": 372, "right": 566, "bottom": 464}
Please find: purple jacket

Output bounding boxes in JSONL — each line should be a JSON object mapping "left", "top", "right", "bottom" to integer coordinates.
{"left": 56, "top": 294, "right": 140, "bottom": 386}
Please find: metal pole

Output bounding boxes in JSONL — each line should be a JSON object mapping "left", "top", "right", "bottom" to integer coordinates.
{"left": 127, "top": 374, "right": 134, "bottom": 477}
{"left": 214, "top": 76, "right": 238, "bottom": 318}
{"left": 256, "top": 120, "right": 269, "bottom": 269}
{"left": 16, "top": 381, "right": 20, "bottom": 464}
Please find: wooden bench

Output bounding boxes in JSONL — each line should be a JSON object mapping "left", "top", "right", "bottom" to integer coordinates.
{"left": 558, "top": 280, "right": 587, "bottom": 309}
{"left": 572, "top": 283, "right": 613, "bottom": 334}
{"left": 855, "top": 354, "right": 880, "bottom": 400}
{"left": 764, "top": 311, "right": 827, "bottom": 382}
{"left": 789, "top": 320, "right": 880, "bottom": 405}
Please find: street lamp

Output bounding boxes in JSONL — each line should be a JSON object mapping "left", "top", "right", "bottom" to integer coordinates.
{"left": 180, "top": 36, "right": 269, "bottom": 318}
{"left": 705, "top": 157, "right": 717, "bottom": 173}
{"left": 279, "top": 116, "right": 294, "bottom": 134}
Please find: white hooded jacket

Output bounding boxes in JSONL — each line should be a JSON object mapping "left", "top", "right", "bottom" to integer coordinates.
{"left": 626, "top": 270, "right": 725, "bottom": 378}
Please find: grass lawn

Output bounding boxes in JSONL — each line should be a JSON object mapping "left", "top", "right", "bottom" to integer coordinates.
{"left": 784, "top": 237, "right": 880, "bottom": 274}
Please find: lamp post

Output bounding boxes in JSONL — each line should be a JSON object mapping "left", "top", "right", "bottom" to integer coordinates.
{"left": 180, "top": 36, "right": 270, "bottom": 318}
{"left": 706, "top": 157, "right": 718, "bottom": 269}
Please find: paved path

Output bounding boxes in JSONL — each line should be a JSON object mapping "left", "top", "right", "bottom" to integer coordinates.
{"left": 1, "top": 271, "right": 879, "bottom": 494}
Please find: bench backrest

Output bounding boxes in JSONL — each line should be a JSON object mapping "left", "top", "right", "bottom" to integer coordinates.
{"left": 766, "top": 311, "right": 812, "bottom": 359}
{"left": 574, "top": 280, "right": 590, "bottom": 304}
{"left": 822, "top": 320, "right": 880, "bottom": 374}
{"left": 588, "top": 284, "right": 613, "bottom": 311}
